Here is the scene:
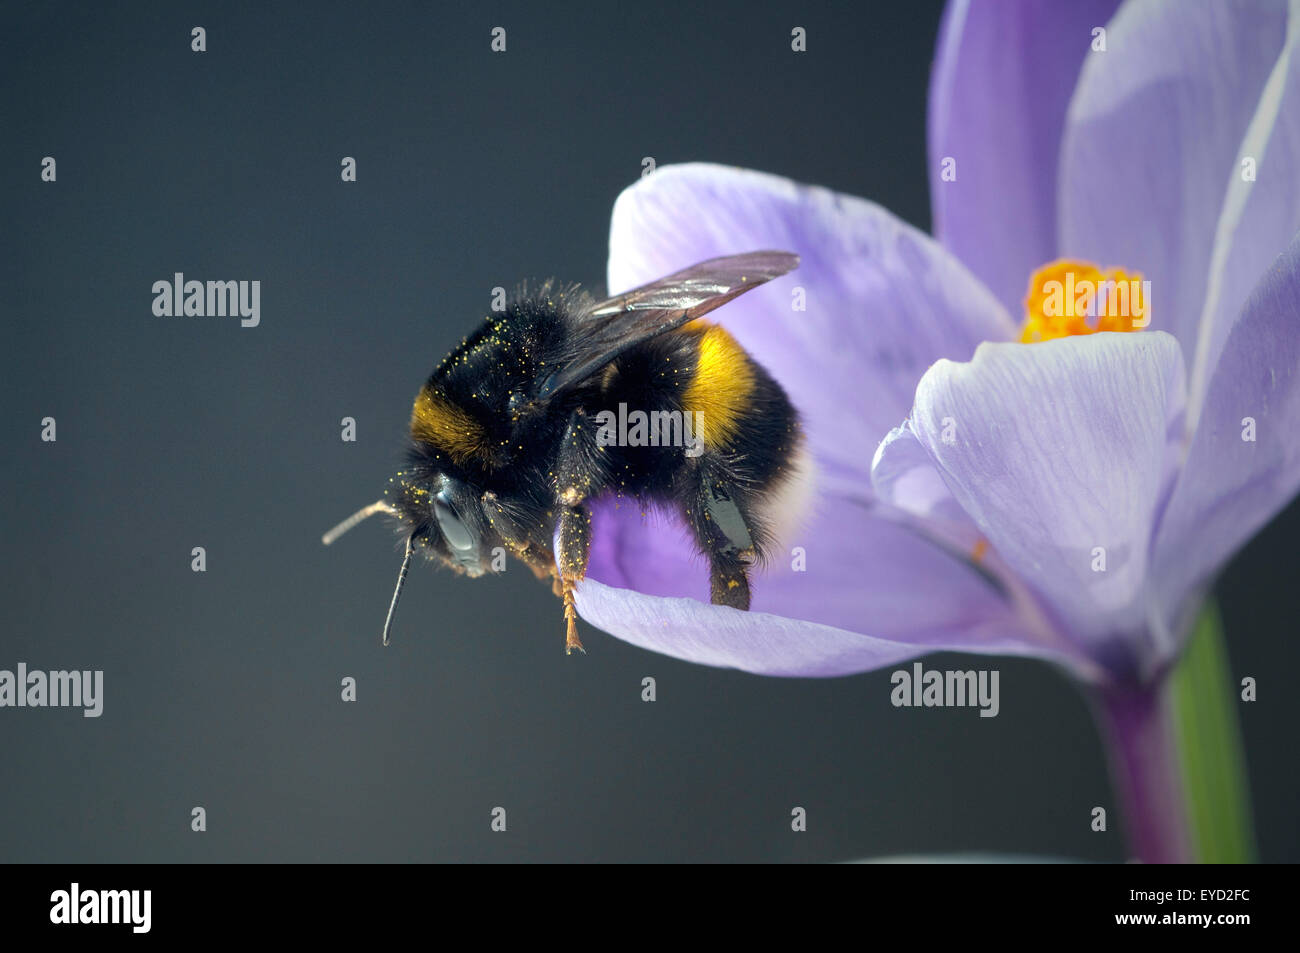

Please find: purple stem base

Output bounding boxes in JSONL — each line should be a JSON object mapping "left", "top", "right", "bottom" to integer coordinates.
{"left": 1093, "top": 681, "right": 1193, "bottom": 864}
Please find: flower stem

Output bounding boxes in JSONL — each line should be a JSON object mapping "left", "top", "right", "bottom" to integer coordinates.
{"left": 1169, "top": 603, "right": 1256, "bottom": 862}
{"left": 1094, "top": 679, "right": 1192, "bottom": 863}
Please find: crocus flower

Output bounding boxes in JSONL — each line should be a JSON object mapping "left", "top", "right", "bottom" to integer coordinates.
{"left": 565, "top": 0, "right": 1300, "bottom": 862}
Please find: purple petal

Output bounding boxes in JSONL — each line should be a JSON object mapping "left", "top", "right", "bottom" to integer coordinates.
{"left": 585, "top": 490, "right": 1016, "bottom": 645}
{"left": 578, "top": 462, "right": 1053, "bottom": 677}
{"left": 1188, "top": 7, "right": 1300, "bottom": 431}
{"left": 908, "top": 332, "right": 1187, "bottom": 670}
{"left": 870, "top": 423, "right": 983, "bottom": 555}
{"left": 606, "top": 164, "right": 1017, "bottom": 489}
{"left": 1152, "top": 230, "right": 1300, "bottom": 626}
{"left": 928, "top": 0, "right": 1122, "bottom": 316}
{"left": 1059, "top": 0, "right": 1288, "bottom": 369}
{"left": 572, "top": 576, "right": 1059, "bottom": 678}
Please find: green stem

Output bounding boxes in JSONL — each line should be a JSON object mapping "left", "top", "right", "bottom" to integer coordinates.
{"left": 1168, "top": 602, "right": 1257, "bottom": 863}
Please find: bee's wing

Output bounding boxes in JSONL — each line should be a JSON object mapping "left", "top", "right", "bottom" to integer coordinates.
{"left": 538, "top": 250, "right": 798, "bottom": 399}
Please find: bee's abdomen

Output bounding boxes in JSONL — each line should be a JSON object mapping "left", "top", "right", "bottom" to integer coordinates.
{"left": 604, "top": 323, "right": 801, "bottom": 486}
{"left": 679, "top": 324, "right": 755, "bottom": 449}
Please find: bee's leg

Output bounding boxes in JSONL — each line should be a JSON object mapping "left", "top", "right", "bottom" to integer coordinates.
{"left": 554, "top": 408, "right": 606, "bottom": 508}
{"left": 687, "top": 476, "right": 757, "bottom": 610}
{"left": 556, "top": 505, "right": 592, "bottom": 654}
{"left": 480, "top": 490, "right": 533, "bottom": 567}
{"left": 551, "top": 409, "right": 608, "bottom": 653}
{"left": 710, "top": 554, "right": 752, "bottom": 609}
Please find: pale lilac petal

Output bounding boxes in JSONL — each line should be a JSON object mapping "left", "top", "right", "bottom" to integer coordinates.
{"left": 870, "top": 423, "right": 983, "bottom": 554}
{"left": 606, "top": 163, "right": 1017, "bottom": 493}
{"left": 929, "top": 0, "right": 1122, "bottom": 316}
{"left": 572, "top": 459, "right": 1074, "bottom": 675}
{"left": 908, "top": 333, "right": 1187, "bottom": 673}
{"left": 577, "top": 480, "right": 1069, "bottom": 676}
{"left": 1059, "top": 0, "right": 1288, "bottom": 367}
{"left": 1152, "top": 230, "right": 1300, "bottom": 625}
{"left": 585, "top": 490, "right": 1019, "bottom": 647}
{"left": 572, "top": 578, "right": 1057, "bottom": 678}
{"left": 1188, "top": 5, "right": 1300, "bottom": 431}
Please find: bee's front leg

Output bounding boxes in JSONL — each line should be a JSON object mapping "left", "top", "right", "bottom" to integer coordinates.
{"left": 554, "top": 408, "right": 607, "bottom": 508}
{"left": 553, "top": 409, "right": 605, "bottom": 654}
{"left": 556, "top": 505, "right": 591, "bottom": 654}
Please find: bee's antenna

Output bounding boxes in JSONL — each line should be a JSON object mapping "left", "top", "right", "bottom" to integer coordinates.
{"left": 322, "top": 500, "right": 396, "bottom": 545}
{"left": 381, "top": 534, "right": 415, "bottom": 647}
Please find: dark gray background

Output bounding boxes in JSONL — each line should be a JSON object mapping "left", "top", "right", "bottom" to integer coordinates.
{"left": 2, "top": 0, "right": 1295, "bottom": 863}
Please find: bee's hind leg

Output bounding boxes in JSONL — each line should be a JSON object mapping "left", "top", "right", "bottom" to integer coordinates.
{"left": 708, "top": 553, "right": 752, "bottom": 610}
{"left": 687, "top": 476, "right": 757, "bottom": 611}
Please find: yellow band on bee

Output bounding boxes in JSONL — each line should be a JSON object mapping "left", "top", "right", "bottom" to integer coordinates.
{"left": 410, "top": 387, "right": 488, "bottom": 464}
{"left": 683, "top": 324, "right": 754, "bottom": 448}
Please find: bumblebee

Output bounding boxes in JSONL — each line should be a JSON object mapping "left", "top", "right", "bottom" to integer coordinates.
{"left": 324, "top": 251, "right": 808, "bottom": 653}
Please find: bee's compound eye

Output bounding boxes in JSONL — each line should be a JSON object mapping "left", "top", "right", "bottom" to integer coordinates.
{"left": 434, "top": 492, "right": 476, "bottom": 552}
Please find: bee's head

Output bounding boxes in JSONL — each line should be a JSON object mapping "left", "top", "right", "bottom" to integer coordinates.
{"left": 390, "top": 471, "right": 489, "bottom": 578}
{"left": 320, "top": 469, "right": 493, "bottom": 647}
